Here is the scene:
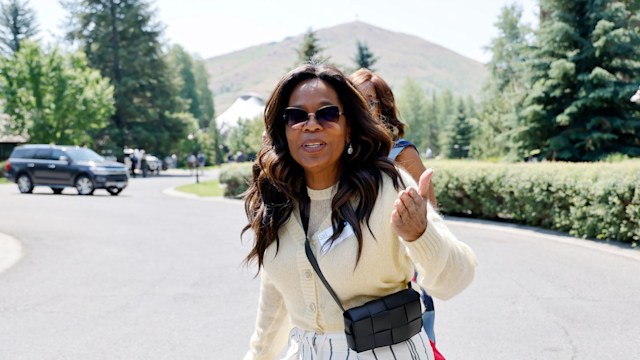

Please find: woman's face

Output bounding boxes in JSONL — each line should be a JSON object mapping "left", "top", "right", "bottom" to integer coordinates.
{"left": 285, "top": 78, "right": 350, "bottom": 189}
{"left": 358, "top": 82, "right": 381, "bottom": 120}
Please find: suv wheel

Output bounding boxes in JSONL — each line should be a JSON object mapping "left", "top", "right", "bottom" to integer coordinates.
{"left": 106, "top": 188, "right": 122, "bottom": 196}
{"left": 51, "top": 188, "right": 64, "bottom": 195}
{"left": 75, "top": 175, "right": 95, "bottom": 195}
{"left": 17, "top": 174, "right": 34, "bottom": 194}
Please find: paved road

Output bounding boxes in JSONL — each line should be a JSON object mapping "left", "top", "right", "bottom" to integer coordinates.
{"left": 1, "top": 172, "right": 639, "bottom": 359}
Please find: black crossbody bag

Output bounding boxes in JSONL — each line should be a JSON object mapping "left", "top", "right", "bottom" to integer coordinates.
{"left": 301, "top": 207, "right": 422, "bottom": 353}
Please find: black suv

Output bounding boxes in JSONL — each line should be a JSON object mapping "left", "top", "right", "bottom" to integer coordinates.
{"left": 4, "top": 144, "right": 129, "bottom": 195}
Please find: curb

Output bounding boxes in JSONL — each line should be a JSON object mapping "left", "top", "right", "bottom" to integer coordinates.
{"left": 0, "top": 232, "right": 23, "bottom": 273}
{"left": 445, "top": 216, "right": 640, "bottom": 262}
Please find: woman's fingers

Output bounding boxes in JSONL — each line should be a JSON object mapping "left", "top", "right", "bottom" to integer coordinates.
{"left": 392, "top": 186, "right": 428, "bottom": 241}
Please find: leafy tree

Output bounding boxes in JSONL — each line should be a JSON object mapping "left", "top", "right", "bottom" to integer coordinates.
{"left": 518, "top": 0, "right": 640, "bottom": 161}
{"left": 472, "top": 3, "right": 532, "bottom": 160}
{"left": 0, "top": 41, "right": 114, "bottom": 145}
{"left": 0, "top": 0, "right": 38, "bottom": 55}
{"left": 65, "top": 0, "right": 189, "bottom": 157}
{"left": 398, "top": 78, "right": 430, "bottom": 152}
{"left": 352, "top": 40, "right": 378, "bottom": 71}
{"left": 227, "top": 116, "right": 264, "bottom": 159}
{"left": 193, "top": 58, "right": 215, "bottom": 127}
{"left": 296, "top": 27, "right": 327, "bottom": 65}
{"left": 167, "top": 44, "right": 201, "bottom": 123}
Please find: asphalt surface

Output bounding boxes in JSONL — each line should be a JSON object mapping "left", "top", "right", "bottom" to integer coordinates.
{"left": 1, "top": 170, "right": 639, "bottom": 359}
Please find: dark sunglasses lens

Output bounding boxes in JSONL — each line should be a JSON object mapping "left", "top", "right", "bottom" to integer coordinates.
{"left": 316, "top": 106, "right": 340, "bottom": 123}
{"left": 284, "top": 108, "right": 308, "bottom": 126}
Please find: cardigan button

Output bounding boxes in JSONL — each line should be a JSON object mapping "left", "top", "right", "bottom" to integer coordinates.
{"left": 308, "top": 303, "right": 317, "bottom": 312}
{"left": 303, "top": 270, "right": 312, "bottom": 280}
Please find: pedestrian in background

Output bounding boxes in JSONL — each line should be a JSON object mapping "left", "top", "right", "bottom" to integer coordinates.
{"left": 187, "top": 153, "right": 196, "bottom": 175}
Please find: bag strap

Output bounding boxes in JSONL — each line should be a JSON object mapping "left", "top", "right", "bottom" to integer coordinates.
{"left": 301, "top": 203, "right": 346, "bottom": 312}
{"left": 300, "top": 200, "right": 411, "bottom": 313}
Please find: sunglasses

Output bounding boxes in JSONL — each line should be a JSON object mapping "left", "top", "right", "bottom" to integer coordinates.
{"left": 283, "top": 105, "right": 343, "bottom": 128}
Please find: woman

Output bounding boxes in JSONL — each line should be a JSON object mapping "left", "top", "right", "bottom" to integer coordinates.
{"left": 349, "top": 68, "right": 437, "bottom": 207}
{"left": 242, "top": 63, "right": 476, "bottom": 359}
{"left": 350, "top": 69, "right": 440, "bottom": 351}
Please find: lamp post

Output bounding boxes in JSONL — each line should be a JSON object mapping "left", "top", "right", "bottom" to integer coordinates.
{"left": 188, "top": 133, "right": 199, "bottom": 184}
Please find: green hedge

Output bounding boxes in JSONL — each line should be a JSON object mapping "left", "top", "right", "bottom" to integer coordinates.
{"left": 218, "top": 162, "right": 253, "bottom": 198}
{"left": 0, "top": 160, "right": 6, "bottom": 179}
{"left": 433, "top": 160, "right": 640, "bottom": 244}
{"left": 218, "top": 159, "right": 640, "bottom": 244}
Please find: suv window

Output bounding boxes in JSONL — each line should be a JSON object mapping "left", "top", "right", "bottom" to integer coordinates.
{"left": 65, "top": 148, "right": 104, "bottom": 162}
{"left": 50, "top": 149, "right": 66, "bottom": 161}
{"left": 34, "top": 149, "right": 52, "bottom": 160}
{"left": 11, "top": 148, "right": 36, "bottom": 159}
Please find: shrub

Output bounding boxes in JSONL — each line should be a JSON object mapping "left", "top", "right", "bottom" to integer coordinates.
{"left": 218, "top": 162, "right": 253, "bottom": 198}
{"left": 0, "top": 160, "right": 6, "bottom": 179}
{"left": 433, "top": 160, "right": 640, "bottom": 244}
{"left": 217, "top": 158, "right": 640, "bottom": 244}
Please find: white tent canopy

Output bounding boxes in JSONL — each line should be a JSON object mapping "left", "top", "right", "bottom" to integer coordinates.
{"left": 216, "top": 93, "right": 266, "bottom": 133}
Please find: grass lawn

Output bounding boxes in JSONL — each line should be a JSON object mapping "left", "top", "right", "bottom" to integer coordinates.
{"left": 175, "top": 179, "right": 224, "bottom": 197}
{"left": 0, "top": 178, "right": 8, "bottom": 184}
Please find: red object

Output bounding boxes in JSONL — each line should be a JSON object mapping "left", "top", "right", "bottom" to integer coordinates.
{"left": 430, "top": 340, "right": 446, "bottom": 360}
{"left": 4, "top": 161, "right": 10, "bottom": 172}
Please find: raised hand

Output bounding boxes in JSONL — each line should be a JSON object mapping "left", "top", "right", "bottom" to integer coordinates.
{"left": 390, "top": 169, "right": 434, "bottom": 241}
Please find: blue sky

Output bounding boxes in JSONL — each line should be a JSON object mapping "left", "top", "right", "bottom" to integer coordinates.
{"left": 30, "top": 0, "right": 538, "bottom": 63}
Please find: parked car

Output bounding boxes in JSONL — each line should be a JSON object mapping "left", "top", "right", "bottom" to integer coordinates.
{"left": 4, "top": 144, "right": 129, "bottom": 195}
{"left": 144, "top": 154, "right": 162, "bottom": 174}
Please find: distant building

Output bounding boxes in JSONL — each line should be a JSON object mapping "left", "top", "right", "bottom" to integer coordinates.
{"left": 0, "top": 116, "right": 28, "bottom": 161}
{"left": 216, "top": 93, "right": 265, "bottom": 134}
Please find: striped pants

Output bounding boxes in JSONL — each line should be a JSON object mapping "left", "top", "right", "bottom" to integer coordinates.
{"left": 280, "top": 327, "right": 435, "bottom": 360}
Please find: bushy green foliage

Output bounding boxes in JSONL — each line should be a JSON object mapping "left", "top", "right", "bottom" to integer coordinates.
{"left": 0, "top": 41, "right": 115, "bottom": 147}
{"left": 0, "top": 160, "right": 6, "bottom": 178}
{"left": 227, "top": 116, "right": 264, "bottom": 159}
{"left": 434, "top": 160, "right": 640, "bottom": 243}
{"left": 218, "top": 162, "right": 253, "bottom": 198}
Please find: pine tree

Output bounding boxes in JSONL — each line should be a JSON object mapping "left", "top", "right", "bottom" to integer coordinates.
{"left": 441, "top": 99, "right": 473, "bottom": 158}
{"left": 65, "top": 0, "right": 189, "bottom": 156}
{"left": 296, "top": 27, "right": 327, "bottom": 65}
{"left": 0, "top": 0, "right": 38, "bottom": 55}
{"left": 352, "top": 40, "right": 378, "bottom": 71}
{"left": 519, "top": 0, "right": 640, "bottom": 161}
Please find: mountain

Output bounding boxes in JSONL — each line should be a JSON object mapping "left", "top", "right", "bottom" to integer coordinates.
{"left": 205, "top": 21, "right": 488, "bottom": 115}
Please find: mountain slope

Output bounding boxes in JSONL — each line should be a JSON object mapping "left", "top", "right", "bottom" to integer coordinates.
{"left": 206, "top": 21, "right": 488, "bottom": 114}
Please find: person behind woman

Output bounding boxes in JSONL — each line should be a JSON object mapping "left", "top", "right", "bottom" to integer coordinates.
{"left": 242, "top": 63, "right": 476, "bottom": 359}
{"left": 350, "top": 68, "right": 440, "bottom": 347}
{"left": 349, "top": 68, "right": 437, "bottom": 207}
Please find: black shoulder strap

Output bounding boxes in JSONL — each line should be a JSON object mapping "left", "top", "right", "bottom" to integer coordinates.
{"left": 301, "top": 204, "right": 346, "bottom": 312}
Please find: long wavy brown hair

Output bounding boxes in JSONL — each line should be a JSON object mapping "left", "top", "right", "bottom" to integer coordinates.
{"left": 350, "top": 68, "right": 406, "bottom": 141}
{"left": 242, "top": 63, "right": 403, "bottom": 270}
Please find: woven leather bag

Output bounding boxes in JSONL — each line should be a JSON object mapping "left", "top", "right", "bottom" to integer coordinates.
{"left": 301, "top": 205, "right": 423, "bottom": 353}
{"left": 343, "top": 287, "right": 423, "bottom": 352}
